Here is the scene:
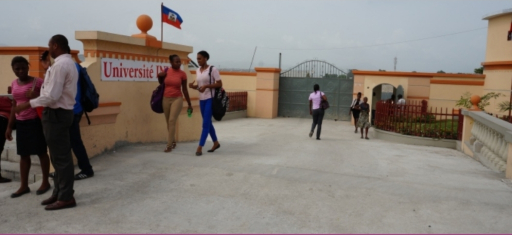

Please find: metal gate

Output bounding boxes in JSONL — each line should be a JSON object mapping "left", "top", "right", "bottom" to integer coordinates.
{"left": 278, "top": 60, "right": 354, "bottom": 121}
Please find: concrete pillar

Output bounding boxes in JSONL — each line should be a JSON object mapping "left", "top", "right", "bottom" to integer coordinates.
{"left": 507, "top": 142, "right": 512, "bottom": 179}
{"left": 254, "top": 67, "right": 280, "bottom": 119}
{"left": 461, "top": 113, "right": 475, "bottom": 156}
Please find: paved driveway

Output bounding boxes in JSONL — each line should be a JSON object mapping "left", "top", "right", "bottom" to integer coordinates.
{"left": 1, "top": 118, "right": 511, "bottom": 233}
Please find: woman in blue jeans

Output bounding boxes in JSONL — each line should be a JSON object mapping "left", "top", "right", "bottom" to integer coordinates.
{"left": 189, "top": 51, "right": 222, "bottom": 156}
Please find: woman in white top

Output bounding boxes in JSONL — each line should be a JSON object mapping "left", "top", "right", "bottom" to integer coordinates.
{"left": 309, "top": 84, "right": 327, "bottom": 140}
{"left": 189, "top": 51, "right": 222, "bottom": 156}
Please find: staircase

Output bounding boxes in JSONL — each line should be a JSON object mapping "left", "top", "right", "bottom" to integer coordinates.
{"left": 1, "top": 130, "right": 43, "bottom": 183}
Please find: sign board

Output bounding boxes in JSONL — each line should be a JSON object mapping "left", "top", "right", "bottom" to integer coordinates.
{"left": 101, "top": 58, "right": 170, "bottom": 82}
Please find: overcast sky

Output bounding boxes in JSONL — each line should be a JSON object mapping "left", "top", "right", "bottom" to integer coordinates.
{"left": 1, "top": 0, "right": 510, "bottom": 73}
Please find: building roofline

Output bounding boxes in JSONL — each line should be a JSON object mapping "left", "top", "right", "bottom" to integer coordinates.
{"left": 482, "top": 8, "right": 512, "bottom": 20}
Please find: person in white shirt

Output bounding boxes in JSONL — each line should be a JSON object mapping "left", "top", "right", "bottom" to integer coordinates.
{"left": 349, "top": 92, "right": 362, "bottom": 133}
{"left": 309, "top": 84, "right": 327, "bottom": 140}
{"left": 15, "top": 34, "right": 78, "bottom": 211}
{"left": 397, "top": 94, "right": 405, "bottom": 105}
{"left": 188, "top": 51, "right": 222, "bottom": 156}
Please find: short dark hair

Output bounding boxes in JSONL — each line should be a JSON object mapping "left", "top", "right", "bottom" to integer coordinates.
{"left": 357, "top": 92, "right": 362, "bottom": 95}
{"left": 313, "top": 84, "right": 320, "bottom": 93}
{"left": 398, "top": 94, "right": 403, "bottom": 99}
{"left": 11, "top": 56, "right": 29, "bottom": 67}
{"left": 197, "top": 50, "right": 210, "bottom": 60}
{"left": 50, "top": 34, "right": 70, "bottom": 52}
{"left": 169, "top": 54, "right": 180, "bottom": 62}
{"left": 41, "top": 50, "right": 49, "bottom": 61}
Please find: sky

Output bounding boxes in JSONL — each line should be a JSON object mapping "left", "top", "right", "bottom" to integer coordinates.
{"left": 0, "top": 0, "right": 511, "bottom": 73}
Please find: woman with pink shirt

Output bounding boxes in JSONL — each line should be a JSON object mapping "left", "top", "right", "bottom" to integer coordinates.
{"left": 157, "top": 54, "right": 193, "bottom": 153}
{"left": 6, "top": 56, "right": 51, "bottom": 198}
{"left": 309, "top": 84, "right": 328, "bottom": 140}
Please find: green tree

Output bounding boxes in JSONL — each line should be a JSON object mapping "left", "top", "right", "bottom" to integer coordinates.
{"left": 437, "top": 70, "right": 446, "bottom": 73}
{"left": 474, "top": 66, "right": 484, "bottom": 74}
{"left": 455, "top": 92, "right": 503, "bottom": 111}
{"left": 378, "top": 69, "right": 386, "bottom": 72}
{"left": 498, "top": 101, "right": 512, "bottom": 112}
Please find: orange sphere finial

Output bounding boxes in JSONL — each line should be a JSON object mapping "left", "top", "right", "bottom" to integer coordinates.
{"left": 136, "top": 14, "right": 153, "bottom": 34}
{"left": 470, "top": 95, "right": 481, "bottom": 111}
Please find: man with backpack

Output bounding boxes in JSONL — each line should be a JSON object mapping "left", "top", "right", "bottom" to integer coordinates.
{"left": 69, "top": 61, "right": 94, "bottom": 180}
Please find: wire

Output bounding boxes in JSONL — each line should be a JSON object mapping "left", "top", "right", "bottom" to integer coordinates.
{"left": 259, "top": 27, "right": 488, "bottom": 51}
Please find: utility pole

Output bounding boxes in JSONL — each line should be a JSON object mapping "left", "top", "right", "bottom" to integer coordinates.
{"left": 279, "top": 53, "right": 281, "bottom": 70}
{"left": 394, "top": 56, "right": 397, "bottom": 71}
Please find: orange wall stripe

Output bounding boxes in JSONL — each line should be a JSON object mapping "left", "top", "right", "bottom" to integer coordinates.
{"left": 256, "top": 88, "right": 279, "bottom": 91}
{"left": 254, "top": 67, "right": 281, "bottom": 73}
{"left": 353, "top": 70, "right": 485, "bottom": 79}
{"left": 98, "top": 102, "right": 122, "bottom": 107}
{"left": 430, "top": 80, "right": 484, "bottom": 86}
{"left": 407, "top": 96, "right": 430, "bottom": 100}
{"left": 481, "top": 61, "right": 512, "bottom": 70}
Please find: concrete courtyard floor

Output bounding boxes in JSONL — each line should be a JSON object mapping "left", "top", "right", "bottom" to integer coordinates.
{"left": 1, "top": 118, "right": 512, "bottom": 233}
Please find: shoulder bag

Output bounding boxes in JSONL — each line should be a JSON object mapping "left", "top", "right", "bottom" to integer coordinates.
{"left": 320, "top": 91, "right": 329, "bottom": 110}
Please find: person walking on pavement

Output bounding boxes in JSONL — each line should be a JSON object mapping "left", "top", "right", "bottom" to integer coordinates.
{"left": 309, "top": 84, "right": 327, "bottom": 140}
{"left": 189, "top": 51, "right": 222, "bottom": 156}
{"left": 357, "top": 97, "right": 371, "bottom": 140}
{"left": 15, "top": 34, "right": 78, "bottom": 210}
{"left": 157, "top": 54, "right": 193, "bottom": 153}
{"left": 350, "top": 92, "right": 362, "bottom": 133}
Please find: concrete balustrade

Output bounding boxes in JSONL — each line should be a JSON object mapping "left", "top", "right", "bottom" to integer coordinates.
{"left": 460, "top": 97, "right": 512, "bottom": 178}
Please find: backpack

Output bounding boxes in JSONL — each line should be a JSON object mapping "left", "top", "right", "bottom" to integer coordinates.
{"left": 209, "top": 66, "right": 229, "bottom": 121}
{"left": 77, "top": 65, "right": 100, "bottom": 124}
{"left": 150, "top": 68, "right": 166, "bottom": 114}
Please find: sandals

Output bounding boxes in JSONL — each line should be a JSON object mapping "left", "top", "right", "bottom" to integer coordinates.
{"left": 365, "top": 137, "right": 370, "bottom": 140}
{"left": 164, "top": 142, "right": 177, "bottom": 153}
{"left": 11, "top": 187, "right": 30, "bottom": 198}
{"left": 309, "top": 131, "right": 313, "bottom": 138}
{"left": 36, "top": 185, "right": 51, "bottom": 195}
{"left": 207, "top": 144, "right": 221, "bottom": 153}
{"left": 0, "top": 177, "right": 11, "bottom": 183}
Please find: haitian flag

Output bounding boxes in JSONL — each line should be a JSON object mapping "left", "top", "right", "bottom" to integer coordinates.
{"left": 162, "top": 5, "right": 183, "bottom": 29}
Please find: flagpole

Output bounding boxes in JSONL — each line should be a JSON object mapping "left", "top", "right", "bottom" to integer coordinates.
{"left": 161, "top": 2, "right": 163, "bottom": 43}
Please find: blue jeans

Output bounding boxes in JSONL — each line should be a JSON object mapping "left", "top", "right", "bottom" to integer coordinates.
{"left": 199, "top": 98, "right": 218, "bottom": 147}
{"left": 70, "top": 112, "right": 93, "bottom": 174}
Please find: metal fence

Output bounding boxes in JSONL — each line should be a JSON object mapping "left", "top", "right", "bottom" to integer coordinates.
{"left": 374, "top": 100, "right": 463, "bottom": 140}
{"left": 226, "top": 92, "right": 247, "bottom": 112}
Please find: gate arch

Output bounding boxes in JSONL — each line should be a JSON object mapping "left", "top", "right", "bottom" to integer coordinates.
{"left": 278, "top": 60, "right": 354, "bottom": 121}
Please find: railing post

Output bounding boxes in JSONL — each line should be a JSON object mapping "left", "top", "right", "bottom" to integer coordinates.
{"left": 507, "top": 143, "right": 512, "bottom": 179}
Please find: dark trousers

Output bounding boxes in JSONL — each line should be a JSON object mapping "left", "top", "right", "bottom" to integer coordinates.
{"left": 311, "top": 109, "right": 325, "bottom": 138}
{"left": 0, "top": 117, "right": 7, "bottom": 173}
{"left": 43, "top": 108, "right": 74, "bottom": 201}
{"left": 70, "top": 112, "right": 92, "bottom": 174}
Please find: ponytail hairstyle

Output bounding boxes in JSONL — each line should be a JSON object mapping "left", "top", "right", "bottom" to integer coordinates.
{"left": 313, "top": 84, "right": 320, "bottom": 94}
